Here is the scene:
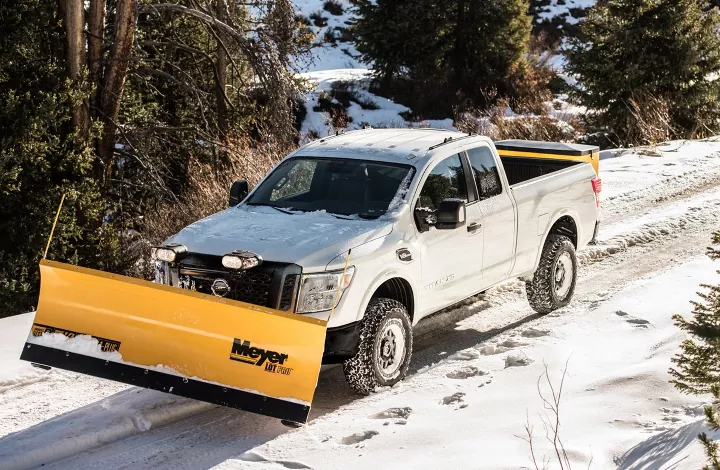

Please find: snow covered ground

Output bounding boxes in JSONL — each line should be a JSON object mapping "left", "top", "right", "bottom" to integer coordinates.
{"left": 1, "top": 140, "right": 720, "bottom": 469}
{"left": 215, "top": 256, "right": 719, "bottom": 470}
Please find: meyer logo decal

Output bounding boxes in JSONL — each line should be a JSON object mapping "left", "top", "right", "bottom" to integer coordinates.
{"left": 229, "top": 339, "right": 293, "bottom": 375}
{"left": 31, "top": 323, "right": 121, "bottom": 352}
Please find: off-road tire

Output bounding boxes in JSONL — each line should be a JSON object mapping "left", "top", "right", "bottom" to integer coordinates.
{"left": 526, "top": 234, "right": 577, "bottom": 314}
{"left": 343, "top": 298, "right": 413, "bottom": 395}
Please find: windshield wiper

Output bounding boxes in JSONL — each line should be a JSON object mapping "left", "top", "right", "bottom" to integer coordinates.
{"left": 246, "top": 202, "right": 295, "bottom": 215}
{"left": 328, "top": 213, "right": 354, "bottom": 220}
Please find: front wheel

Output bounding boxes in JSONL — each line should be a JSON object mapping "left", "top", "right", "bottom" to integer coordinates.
{"left": 526, "top": 234, "right": 577, "bottom": 314}
{"left": 343, "top": 298, "right": 413, "bottom": 395}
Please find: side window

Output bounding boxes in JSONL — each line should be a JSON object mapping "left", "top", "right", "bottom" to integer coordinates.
{"left": 270, "top": 159, "right": 317, "bottom": 201}
{"left": 416, "top": 154, "right": 468, "bottom": 211}
{"left": 467, "top": 146, "right": 502, "bottom": 200}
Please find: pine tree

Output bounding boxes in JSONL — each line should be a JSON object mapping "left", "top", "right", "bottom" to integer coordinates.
{"left": 445, "top": 0, "right": 531, "bottom": 110}
{"left": 565, "top": 0, "right": 720, "bottom": 146}
{"left": 352, "top": 0, "right": 415, "bottom": 95}
{"left": 670, "top": 232, "right": 720, "bottom": 469}
{"left": 352, "top": 0, "right": 532, "bottom": 116}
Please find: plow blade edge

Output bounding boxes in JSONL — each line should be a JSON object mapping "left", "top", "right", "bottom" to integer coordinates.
{"left": 21, "top": 260, "right": 327, "bottom": 423}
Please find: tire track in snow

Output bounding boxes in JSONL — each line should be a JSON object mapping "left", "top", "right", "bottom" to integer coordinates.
{"left": 601, "top": 149, "right": 720, "bottom": 226}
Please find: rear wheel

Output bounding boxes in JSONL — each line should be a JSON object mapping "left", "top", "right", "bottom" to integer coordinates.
{"left": 526, "top": 234, "right": 577, "bottom": 314}
{"left": 343, "top": 298, "right": 412, "bottom": 395}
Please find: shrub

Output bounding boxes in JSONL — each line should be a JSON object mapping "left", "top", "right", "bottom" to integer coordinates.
{"left": 323, "top": 0, "right": 344, "bottom": 16}
{"left": 455, "top": 101, "right": 583, "bottom": 142}
{"left": 309, "top": 11, "right": 328, "bottom": 27}
{"left": 295, "top": 14, "right": 311, "bottom": 26}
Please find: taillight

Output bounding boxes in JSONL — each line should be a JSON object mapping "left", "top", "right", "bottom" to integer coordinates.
{"left": 591, "top": 177, "right": 602, "bottom": 208}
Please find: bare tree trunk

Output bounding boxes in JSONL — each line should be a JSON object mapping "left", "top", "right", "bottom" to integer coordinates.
{"left": 88, "top": 0, "right": 107, "bottom": 111}
{"left": 98, "top": 0, "right": 136, "bottom": 185}
{"left": 63, "top": 0, "right": 90, "bottom": 139}
{"left": 214, "top": 0, "right": 230, "bottom": 171}
{"left": 216, "top": 38, "right": 228, "bottom": 142}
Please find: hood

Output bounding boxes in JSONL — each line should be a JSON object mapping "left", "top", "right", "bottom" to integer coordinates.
{"left": 166, "top": 205, "right": 393, "bottom": 271}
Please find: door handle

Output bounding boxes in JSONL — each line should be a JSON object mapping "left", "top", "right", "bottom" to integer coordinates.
{"left": 467, "top": 222, "right": 481, "bottom": 233}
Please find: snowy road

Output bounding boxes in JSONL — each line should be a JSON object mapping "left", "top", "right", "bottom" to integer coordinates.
{"left": 1, "top": 141, "right": 720, "bottom": 469}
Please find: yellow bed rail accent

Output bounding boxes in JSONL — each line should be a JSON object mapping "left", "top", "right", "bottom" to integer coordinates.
{"left": 497, "top": 149, "right": 600, "bottom": 175}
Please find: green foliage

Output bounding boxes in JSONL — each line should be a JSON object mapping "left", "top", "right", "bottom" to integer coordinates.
{"left": 565, "top": 0, "right": 720, "bottom": 146}
{"left": 0, "top": 0, "right": 307, "bottom": 316}
{"left": 0, "top": 0, "right": 118, "bottom": 316}
{"left": 353, "top": 0, "right": 534, "bottom": 117}
{"left": 670, "top": 232, "right": 720, "bottom": 468}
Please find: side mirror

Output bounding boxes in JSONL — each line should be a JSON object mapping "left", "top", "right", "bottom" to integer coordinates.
{"left": 435, "top": 199, "right": 466, "bottom": 230}
{"left": 229, "top": 180, "right": 249, "bottom": 206}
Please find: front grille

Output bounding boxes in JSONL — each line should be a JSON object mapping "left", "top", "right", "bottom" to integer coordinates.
{"left": 175, "top": 254, "right": 301, "bottom": 311}
{"left": 279, "top": 274, "right": 299, "bottom": 310}
{"left": 233, "top": 270, "right": 274, "bottom": 307}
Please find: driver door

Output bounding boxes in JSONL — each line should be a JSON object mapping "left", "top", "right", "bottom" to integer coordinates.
{"left": 415, "top": 153, "right": 484, "bottom": 317}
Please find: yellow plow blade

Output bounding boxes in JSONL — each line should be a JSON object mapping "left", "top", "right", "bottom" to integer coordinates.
{"left": 21, "top": 260, "right": 328, "bottom": 423}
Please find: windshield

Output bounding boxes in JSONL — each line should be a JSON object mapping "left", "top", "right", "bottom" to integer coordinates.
{"left": 245, "top": 157, "right": 415, "bottom": 218}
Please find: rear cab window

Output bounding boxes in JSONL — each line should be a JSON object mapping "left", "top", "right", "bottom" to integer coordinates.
{"left": 466, "top": 146, "right": 503, "bottom": 200}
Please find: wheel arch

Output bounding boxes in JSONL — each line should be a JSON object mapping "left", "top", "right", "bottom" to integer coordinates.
{"left": 357, "top": 271, "right": 418, "bottom": 324}
{"left": 534, "top": 210, "right": 581, "bottom": 272}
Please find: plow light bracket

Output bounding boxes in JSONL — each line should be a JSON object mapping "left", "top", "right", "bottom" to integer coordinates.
{"left": 151, "top": 243, "right": 188, "bottom": 263}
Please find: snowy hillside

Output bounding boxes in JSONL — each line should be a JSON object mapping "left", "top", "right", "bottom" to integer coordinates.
{"left": 293, "top": 0, "right": 597, "bottom": 138}
{"left": 292, "top": 0, "right": 452, "bottom": 137}
{"left": 2, "top": 139, "right": 720, "bottom": 469}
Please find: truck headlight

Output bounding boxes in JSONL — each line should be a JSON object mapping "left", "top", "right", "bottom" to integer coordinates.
{"left": 296, "top": 267, "right": 355, "bottom": 314}
{"left": 151, "top": 243, "right": 188, "bottom": 263}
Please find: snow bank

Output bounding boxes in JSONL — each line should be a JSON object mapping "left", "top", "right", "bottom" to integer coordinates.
{"left": 1, "top": 389, "right": 213, "bottom": 470}
{"left": 0, "top": 313, "right": 47, "bottom": 394}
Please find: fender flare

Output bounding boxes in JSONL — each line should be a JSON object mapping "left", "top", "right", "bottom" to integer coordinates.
{"left": 353, "top": 269, "right": 420, "bottom": 324}
{"left": 533, "top": 208, "right": 582, "bottom": 272}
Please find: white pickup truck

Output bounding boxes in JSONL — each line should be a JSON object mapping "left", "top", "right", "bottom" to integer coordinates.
{"left": 157, "top": 129, "right": 601, "bottom": 394}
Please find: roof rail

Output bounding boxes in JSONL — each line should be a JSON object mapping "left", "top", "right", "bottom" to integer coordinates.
{"left": 316, "top": 128, "right": 363, "bottom": 144}
{"left": 427, "top": 134, "right": 474, "bottom": 151}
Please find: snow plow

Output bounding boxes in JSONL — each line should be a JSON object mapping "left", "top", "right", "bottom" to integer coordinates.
{"left": 20, "top": 259, "right": 328, "bottom": 424}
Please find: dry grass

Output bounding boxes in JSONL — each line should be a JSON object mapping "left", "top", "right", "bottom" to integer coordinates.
{"left": 623, "top": 94, "right": 678, "bottom": 147}
{"left": 455, "top": 100, "right": 584, "bottom": 142}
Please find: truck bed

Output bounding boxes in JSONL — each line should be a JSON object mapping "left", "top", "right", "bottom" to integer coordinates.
{"left": 495, "top": 139, "right": 599, "bottom": 186}
{"left": 500, "top": 157, "right": 580, "bottom": 186}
